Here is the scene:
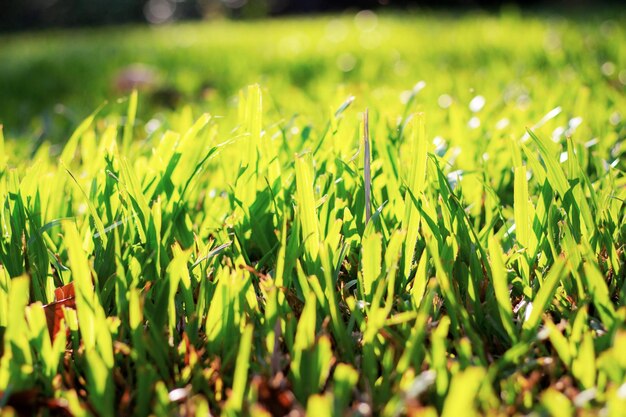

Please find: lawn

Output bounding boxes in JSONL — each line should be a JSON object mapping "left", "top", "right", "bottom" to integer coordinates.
{"left": 0, "top": 10, "right": 626, "bottom": 416}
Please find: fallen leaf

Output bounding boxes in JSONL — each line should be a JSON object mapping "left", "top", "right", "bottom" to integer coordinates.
{"left": 43, "top": 282, "right": 76, "bottom": 341}
{"left": 252, "top": 373, "right": 304, "bottom": 417}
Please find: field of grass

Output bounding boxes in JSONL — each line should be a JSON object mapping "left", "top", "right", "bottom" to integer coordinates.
{"left": 1, "top": 10, "right": 626, "bottom": 416}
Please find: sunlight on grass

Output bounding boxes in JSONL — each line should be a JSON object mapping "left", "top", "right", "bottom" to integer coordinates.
{"left": 0, "top": 11, "right": 625, "bottom": 417}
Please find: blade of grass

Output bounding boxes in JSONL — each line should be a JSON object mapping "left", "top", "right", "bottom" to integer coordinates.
{"left": 227, "top": 323, "right": 254, "bottom": 413}
{"left": 363, "top": 108, "right": 372, "bottom": 224}
{"left": 522, "top": 258, "right": 567, "bottom": 333}
{"left": 402, "top": 113, "right": 428, "bottom": 278}
{"left": 488, "top": 236, "right": 518, "bottom": 344}
{"left": 295, "top": 153, "right": 320, "bottom": 261}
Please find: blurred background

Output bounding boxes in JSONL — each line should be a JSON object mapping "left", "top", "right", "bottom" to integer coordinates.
{"left": 0, "top": 0, "right": 624, "bottom": 144}
{"left": 1, "top": 0, "right": 622, "bottom": 31}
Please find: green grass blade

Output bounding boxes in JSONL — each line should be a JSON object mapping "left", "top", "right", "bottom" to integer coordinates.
{"left": 227, "top": 323, "right": 254, "bottom": 412}
{"left": 488, "top": 236, "right": 518, "bottom": 344}
{"left": 441, "top": 367, "right": 485, "bottom": 417}
{"left": 295, "top": 153, "right": 320, "bottom": 261}
{"left": 522, "top": 258, "right": 567, "bottom": 333}
{"left": 402, "top": 113, "right": 427, "bottom": 277}
{"left": 525, "top": 128, "right": 569, "bottom": 197}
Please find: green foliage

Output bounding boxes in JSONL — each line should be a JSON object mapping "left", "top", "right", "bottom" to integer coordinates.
{"left": 0, "top": 11, "right": 625, "bottom": 417}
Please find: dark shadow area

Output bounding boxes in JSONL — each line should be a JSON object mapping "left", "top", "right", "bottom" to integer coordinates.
{"left": 1, "top": 0, "right": 624, "bottom": 32}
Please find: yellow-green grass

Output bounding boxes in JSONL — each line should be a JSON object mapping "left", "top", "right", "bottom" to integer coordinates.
{"left": 1, "top": 11, "right": 626, "bottom": 416}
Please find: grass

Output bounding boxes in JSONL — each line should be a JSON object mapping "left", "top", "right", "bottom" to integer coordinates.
{"left": 1, "top": 10, "right": 626, "bottom": 416}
